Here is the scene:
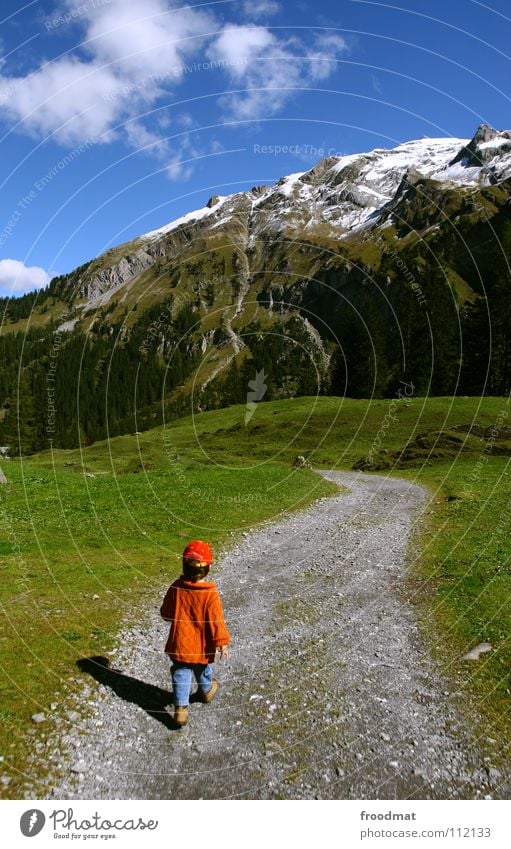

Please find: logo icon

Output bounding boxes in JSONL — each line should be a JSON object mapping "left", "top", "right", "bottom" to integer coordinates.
{"left": 245, "top": 369, "right": 267, "bottom": 424}
{"left": 20, "top": 810, "right": 46, "bottom": 837}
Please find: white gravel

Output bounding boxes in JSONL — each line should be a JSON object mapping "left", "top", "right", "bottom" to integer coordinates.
{"left": 27, "top": 471, "right": 510, "bottom": 800}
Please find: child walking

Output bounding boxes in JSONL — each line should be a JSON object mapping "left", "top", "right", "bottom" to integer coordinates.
{"left": 160, "top": 540, "right": 230, "bottom": 727}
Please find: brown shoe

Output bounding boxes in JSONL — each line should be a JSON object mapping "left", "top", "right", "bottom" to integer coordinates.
{"left": 199, "top": 679, "right": 218, "bottom": 704}
{"left": 174, "top": 706, "right": 188, "bottom": 727}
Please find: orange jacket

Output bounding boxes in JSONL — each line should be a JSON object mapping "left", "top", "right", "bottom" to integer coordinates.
{"left": 160, "top": 577, "right": 230, "bottom": 664}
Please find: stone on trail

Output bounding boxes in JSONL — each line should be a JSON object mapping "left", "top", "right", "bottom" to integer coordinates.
{"left": 31, "top": 713, "right": 46, "bottom": 724}
{"left": 486, "top": 766, "right": 501, "bottom": 783}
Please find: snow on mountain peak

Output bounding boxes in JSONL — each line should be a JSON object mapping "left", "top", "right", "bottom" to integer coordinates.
{"left": 140, "top": 195, "right": 229, "bottom": 241}
{"left": 138, "top": 127, "right": 511, "bottom": 244}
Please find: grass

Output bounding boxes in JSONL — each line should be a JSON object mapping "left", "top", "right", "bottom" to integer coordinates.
{"left": 395, "top": 457, "right": 511, "bottom": 754}
{"left": 1, "top": 393, "right": 511, "bottom": 794}
{"left": 162, "top": 394, "right": 508, "bottom": 471}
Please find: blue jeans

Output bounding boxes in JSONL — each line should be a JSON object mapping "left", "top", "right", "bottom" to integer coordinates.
{"left": 171, "top": 661, "right": 214, "bottom": 707}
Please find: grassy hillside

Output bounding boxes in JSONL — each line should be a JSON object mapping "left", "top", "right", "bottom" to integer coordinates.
{"left": 1, "top": 393, "right": 510, "bottom": 794}
{"left": 32, "top": 394, "right": 510, "bottom": 472}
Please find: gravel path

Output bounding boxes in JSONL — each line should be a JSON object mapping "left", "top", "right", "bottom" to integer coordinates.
{"left": 35, "top": 471, "right": 509, "bottom": 800}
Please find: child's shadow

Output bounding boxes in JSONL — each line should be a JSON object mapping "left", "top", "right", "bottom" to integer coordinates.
{"left": 77, "top": 656, "right": 178, "bottom": 731}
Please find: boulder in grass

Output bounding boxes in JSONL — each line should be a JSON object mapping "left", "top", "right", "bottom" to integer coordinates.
{"left": 0, "top": 468, "right": 7, "bottom": 485}
{"left": 462, "top": 642, "right": 493, "bottom": 660}
{"left": 293, "top": 455, "right": 311, "bottom": 468}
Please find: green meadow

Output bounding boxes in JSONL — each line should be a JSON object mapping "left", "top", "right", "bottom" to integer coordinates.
{"left": 398, "top": 456, "right": 511, "bottom": 745}
{"left": 1, "top": 394, "right": 510, "bottom": 794}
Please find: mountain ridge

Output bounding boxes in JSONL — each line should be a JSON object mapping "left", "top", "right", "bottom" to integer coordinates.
{"left": 138, "top": 124, "right": 511, "bottom": 244}
{"left": 61, "top": 123, "right": 511, "bottom": 315}
{"left": 1, "top": 123, "right": 510, "bottom": 452}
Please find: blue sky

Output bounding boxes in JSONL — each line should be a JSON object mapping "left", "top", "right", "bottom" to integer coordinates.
{"left": 0, "top": 0, "right": 510, "bottom": 295}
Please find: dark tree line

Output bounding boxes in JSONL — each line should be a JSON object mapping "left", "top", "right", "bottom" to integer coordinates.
{"left": 0, "top": 302, "right": 200, "bottom": 453}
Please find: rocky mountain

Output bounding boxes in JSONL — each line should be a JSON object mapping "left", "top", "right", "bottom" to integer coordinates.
{"left": 1, "top": 124, "right": 511, "bottom": 452}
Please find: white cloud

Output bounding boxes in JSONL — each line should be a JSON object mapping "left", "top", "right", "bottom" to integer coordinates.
{"left": 165, "top": 134, "right": 213, "bottom": 182}
{"left": 122, "top": 118, "right": 213, "bottom": 183}
{"left": 79, "top": 0, "right": 212, "bottom": 80}
{"left": 124, "top": 119, "right": 168, "bottom": 156}
{"left": 208, "top": 26, "right": 349, "bottom": 120}
{"left": 0, "top": 58, "right": 122, "bottom": 144}
{"left": 241, "top": 0, "right": 280, "bottom": 21}
{"left": 166, "top": 150, "right": 195, "bottom": 181}
{"left": 175, "top": 112, "right": 197, "bottom": 130}
{"left": 0, "top": 0, "right": 214, "bottom": 145}
{"left": 0, "top": 259, "right": 51, "bottom": 295}
{"left": 0, "top": 2, "right": 350, "bottom": 178}
{"left": 209, "top": 25, "right": 274, "bottom": 74}
{"left": 306, "top": 33, "right": 349, "bottom": 82}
